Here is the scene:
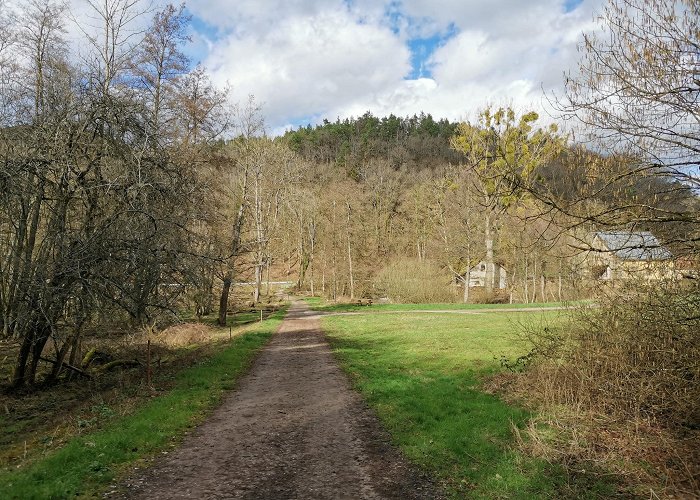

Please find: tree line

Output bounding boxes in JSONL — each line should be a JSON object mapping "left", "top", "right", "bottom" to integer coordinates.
{"left": 1, "top": 0, "right": 697, "bottom": 394}
{"left": 0, "top": 0, "right": 229, "bottom": 388}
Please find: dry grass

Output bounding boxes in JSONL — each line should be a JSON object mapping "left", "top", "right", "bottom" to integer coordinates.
{"left": 374, "top": 258, "right": 458, "bottom": 303}
{"left": 509, "top": 405, "right": 699, "bottom": 498}
{"left": 501, "top": 278, "right": 700, "bottom": 498}
{"left": 153, "top": 323, "right": 219, "bottom": 347}
{"left": 0, "top": 319, "right": 251, "bottom": 474}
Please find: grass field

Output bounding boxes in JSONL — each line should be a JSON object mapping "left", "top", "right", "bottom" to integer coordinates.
{"left": 322, "top": 309, "right": 614, "bottom": 499}
{"left": 0, "top": 310, "right": 285, "bottom": 499}
{"left": 304, "top": 296, "right": 580, "bottom": 314}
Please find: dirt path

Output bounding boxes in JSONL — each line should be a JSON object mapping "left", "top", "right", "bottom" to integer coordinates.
{"left": 116, "top": 301, "right": 442, "bottom": 499}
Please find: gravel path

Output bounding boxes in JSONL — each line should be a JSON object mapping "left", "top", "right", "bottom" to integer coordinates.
{"left": 117, "top": 301, "right": 443, "bottom": 499}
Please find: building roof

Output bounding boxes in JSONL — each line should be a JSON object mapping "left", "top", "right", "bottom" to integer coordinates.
{"left": 594, "top": 231, "right": 672, "bottom": 261}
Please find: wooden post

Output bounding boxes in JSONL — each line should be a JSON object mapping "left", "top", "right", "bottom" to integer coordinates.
{"left": 146, "top": 338, "right": 152, "bottom": 387}
{"left": 229, "top": 326, "right": 232, "bottom": 341}
{"left": 260, "top": 309, "right": 263, "bottom": 322}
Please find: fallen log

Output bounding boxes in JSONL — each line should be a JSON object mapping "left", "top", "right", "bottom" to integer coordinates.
{"left": 39, "top": 357, "right": 92, "bottom": 379}
{"left": 81, "top": 347, "right": 97, "bottom": 369}
{"left": 94, "top": 359, "right": 142, "bottom": 372}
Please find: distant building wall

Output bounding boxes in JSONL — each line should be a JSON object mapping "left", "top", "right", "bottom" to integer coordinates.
{"left": 467, "top": 261, "right": 507, "bottom": 289}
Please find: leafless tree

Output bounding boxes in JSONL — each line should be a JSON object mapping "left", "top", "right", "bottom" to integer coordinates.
{"left": 543, "top": 0, "right": 699, "bottom": 252}
{"left": 132, "top": 2, "right": 190, "bottom": 140}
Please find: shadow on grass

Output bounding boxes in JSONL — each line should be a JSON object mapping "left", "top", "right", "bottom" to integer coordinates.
{"left": 196, "top": 308, "right": 281, "bottom": 329}
{"left": 327, "top": 333, "right": 616, "bottom": 499}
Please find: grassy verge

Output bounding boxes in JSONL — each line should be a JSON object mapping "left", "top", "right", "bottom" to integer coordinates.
{"left": 322, "top": 311, "right": 615, "bottom": 498}
{"left": 304, "top": 297, "right": 582, "bottom": 314}
{"left": 0, "top": 309, "right": 285, "bottom": 499}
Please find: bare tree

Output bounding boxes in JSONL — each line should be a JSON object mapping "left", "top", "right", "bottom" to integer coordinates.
{"left": 1, "top": 0, "right": 222, "bottom": 388}
{"left": 543, "top": 0, "right": 699, "bottom": 251}
{"left": 79, "top": 0, "right": 150, "bottom": 95}
{"left": 215, "top": 152, "right": 249, "bottom": 326}
{"left": 176, "top": 65, "right": 230, "bottom": 145}
{"left": 451, "top": 107, "right": 563, "bottom": 294}
{"left": 214, "top": 98, "right": 264, "bottom": 324}
{"left": 16, "top": 0, "right": 68, "bottom": 117}
{"left": 250, "top": 139, "right": 291, "bottom": 303}
{"left": 132, "top": 2, "right": 190, "bottom": 140}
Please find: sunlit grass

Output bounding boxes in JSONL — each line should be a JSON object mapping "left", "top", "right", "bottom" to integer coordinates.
{"left": 0, "top": 311, "right": 285, "bottom": 499}
{"left": 305, "top": 297, "right": 580, "bottom": 314}
{"left": 323, "top": 311, "right": 613, "bottom": 499}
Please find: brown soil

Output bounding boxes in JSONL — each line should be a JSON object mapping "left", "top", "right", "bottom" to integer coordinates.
{"left": 115, "top": 301, "right": 443, "bottom": 499}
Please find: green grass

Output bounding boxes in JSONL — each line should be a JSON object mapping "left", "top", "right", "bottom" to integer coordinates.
{"left": 301, "top": 296, "right": 324, "bottom": 308}
{"left": 323, "top": 310, "right": 613, "bottom": 499}
{"left": 0, "top": 310, "right": 285, "bottom": 499}
{"left": 305, "top": 297, "right": 577, "bottom": 314}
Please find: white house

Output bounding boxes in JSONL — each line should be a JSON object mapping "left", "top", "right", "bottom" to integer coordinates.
{"left": 467, "top": 260, "right": 507, "bottom": 289}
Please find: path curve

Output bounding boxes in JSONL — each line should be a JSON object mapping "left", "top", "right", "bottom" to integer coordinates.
{"left": 117, "top": 301, "right": 442, "bottom": 499}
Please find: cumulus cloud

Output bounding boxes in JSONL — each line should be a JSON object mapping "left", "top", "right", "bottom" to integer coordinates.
{"left": 37, "top": 0, "right": 605, "bottom": 131}
{"left": 192, "top": 0, "right": 605, "bottom": 131}
{"left": 200, "top": 2, "right": 411, "bottom": 129}
{"left": 381, "top": 1, "right": 601, "bottom": 117}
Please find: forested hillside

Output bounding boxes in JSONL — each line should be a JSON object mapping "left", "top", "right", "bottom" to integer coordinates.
{"left": 1, "top": 0, "right": 697, "bottom": 383}
{"left": 0, "top": 0, "right": 697, "bottom": 496}
{"left": 285, "top": 112, "right": 461, "bottom": 171}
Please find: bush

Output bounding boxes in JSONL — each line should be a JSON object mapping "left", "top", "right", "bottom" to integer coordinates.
{"left": 511, "top": 278, "right": 700, "bottom": 496}
{"left": 373, "top": 258, "right": 456, "bottom": 303}
{"left": 528, "top": 279, "right": 699, "bottom": 427}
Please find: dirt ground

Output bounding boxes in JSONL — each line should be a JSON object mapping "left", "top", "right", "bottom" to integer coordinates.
{"left": 114, "top": 301, "right": 443, "bottom": 499}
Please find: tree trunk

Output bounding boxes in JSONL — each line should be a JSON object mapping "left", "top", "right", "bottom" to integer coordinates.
{"left": 217, "top": 167, "right": 248, "bottom": 325}
{"left": 484, "top": 212, "right": 494, "bottom": 295}
{"left": 558, "top": 273, "right": 563, "bottom": 302}
{"left": 12, "top": 333, "right": 33, "bottom": 388}
{"left": 309, "top": 221, "right": 316, "bottom": 296}
{"left": 540, "top": 273, "right": 546, "bottom": 303}
{"left": 462, "top": 246, "right": 471, "bottom": 304}
{"left": 309, "top": 265, "right": 314, "bottom": 296}
{"left": 30, "top": 325, "right": 52, "bottom": 384}
{"left": 332, "top": 201, "right": 338, "bottom": 301}
{"left": 346, "top": 202, "right": 354, "bottom": 300}
{"left": 524, "top": 259, "right": 529, "bottom": 304}
{"left": 297, "top": 255, "right": 308, "bottom": 290}
{"left": 47, "top": 330, "right": 77, "bottom": 383}
{"left": 253, "top": 264, "right": 262, "bottom": 303}
{"left": 217, "top": 273, "right": 232, "bottom": 326}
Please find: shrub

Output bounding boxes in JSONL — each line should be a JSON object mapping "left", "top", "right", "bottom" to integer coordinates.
{"left": 526, "top": 279, "right": 699, "bottom": 427}
{"left": 373, "top": 258, "right": 456, "bottom": 303}
{"left": 511, "top": 278, "right": 700, "bottom": 496}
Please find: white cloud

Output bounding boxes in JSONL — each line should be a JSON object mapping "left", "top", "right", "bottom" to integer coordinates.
{"left": 202, "top": 3, "right": 411, "bottom": 129}
{"left": 201, "top": 0, "right": 605, "bottom": 130}
{"left": 27, "top": 0, "right": 606, "bottom": 131}
{"left": 385, "top": 0, "right": 603, "bottom": 122}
